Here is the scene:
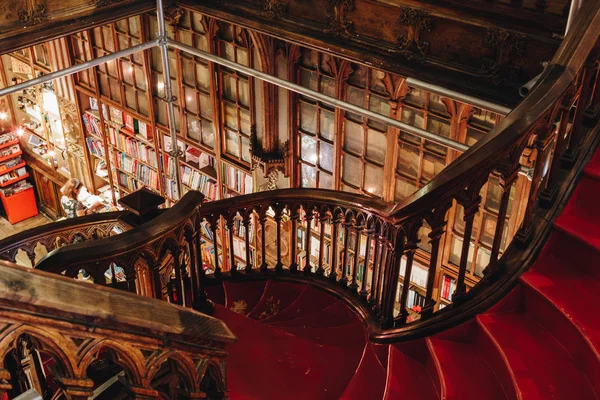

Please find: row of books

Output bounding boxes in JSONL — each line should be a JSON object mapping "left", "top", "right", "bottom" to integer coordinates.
{"left": 110, "top": 128, "right": 158, "bottom": 168}
{"left": 440, "top": 275, "right": 456, "bottom": 301}
{"left": 112, "top": 153, "right": 159, "bottom": 190}
{"left": 0, "top": 133, "right": 16, "bottom": 147}
{"left": 86, "top": 137, "right": 105, "bottom": 158}
{"left": 200, "top": 221, "right": 215, "bottom": 241}
{"left": 0, "top": 180, "right": 33, "bottom": 197}
{"left": 116, "top": 171, "right": 143, "bottom": 192}
{"left": 181, "top": 166, "right": 217, "bottom": 199}
{"left": 0, "top": 144, "right": 20, "bottom": 159}
{"left": 82, "top": 112, "right": 103, "bottom": 138}
{"left": 163, "top": 177, "right": 180, "bottom": 201}
{"left": 222, "top": 164, "right": 252, "bottom": 195}
{"left": 229, "top": 218, "right": 255, "bottom": 243}
{"left": 397, "top": 283, "right": 427, "bottom": 312}
{"left": 0, "top": 156, "right": 23, "bottom": 172}
{"left": 0, "top": 167, "right": 27, "bottom": 184}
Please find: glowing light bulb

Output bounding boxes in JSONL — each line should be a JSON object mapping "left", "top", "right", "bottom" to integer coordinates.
{"left": 157, "top": 82, "right": 165, "bottom": 90}
{"left": 16, "top": 127, "right": 24, "bottom": 137}
{"left": 187, "top": 96, "right": 192, "bottom": 102}
{"left": 0, "top": 112, "right": 7, "bottom": 121}
{"left": 128, "top": 66, "right": 134, "bottom": 73}
{"left": 367, "top": 187, "right": 375, "bottom": 194}
{"left": 47, "top": 150, "right": 56, "bottom": 158}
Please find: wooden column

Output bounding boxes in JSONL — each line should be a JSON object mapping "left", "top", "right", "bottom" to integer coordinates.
{"left": 381, "top": 231, "right": 404, "bottom": 329}
{"left": 398, "top": 223, "right": 421, "bottom": 323}
{"left": 329, "top": 213, "right": 342, "bottom": 282}
{"left": 316, "top": 213, "right": 328, "bottom": 276}
{"left": 359, "top": 227, "right": 373, "bottom": 299}
{"left": 274, "top": 208, "right": 284, "bottom": 271}
{"left": 289, "top": 206, "right": 299, "bottom": 272}
{"left": 303, "top": 207, "right": 314, "bottom": 274}
{"left": 259, "top": 211, "right": 268, "bottom": 272}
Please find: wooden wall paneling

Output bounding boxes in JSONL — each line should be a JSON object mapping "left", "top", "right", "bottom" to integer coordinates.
{"left": 30, "top": 165, "right": 62, "bottom": 219}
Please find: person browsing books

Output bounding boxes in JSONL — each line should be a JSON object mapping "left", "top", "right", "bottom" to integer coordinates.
{"left": 60, "top": 178, "right": 103, "bottom": 218}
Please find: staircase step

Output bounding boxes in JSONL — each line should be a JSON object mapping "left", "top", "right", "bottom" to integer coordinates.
{"left": 554, "top": 176, "right": 600, "bottom": 251}
{"left": 247, "top": 280, "right": 305, "bottom": 320}
{"left": 583, "top": 145, "right": 600, "bottom": 181}
{"left": 477, "top": 308, "right": 597, "bottom": 399}
{"left": 372, "top": 343, "right": 389, "bottom": 372}
{"left": 270, "top": 300, "right": 357, "bottom": 328}
{"left": 520, "top": 277, "right": 600, "bottom": 395}
{"left": 214, "top": 304, "right": 362, "bottom": 400}
{"left": 262, "top": 285, "right": 337, "bottom": 323}
{"left": 276, "top": 322, "right": 365, "bottom": 349}
{"left": 383, "top": 341, "right": 438, "bottom": 400}
{"left": 427, "top": 320, "right": 509, "bottom": 400}
{"left": 223, "top": 280, "right": 267, "bottom": 315}
{"left": 339, "top": 343, "right": 386, "bottom": 400}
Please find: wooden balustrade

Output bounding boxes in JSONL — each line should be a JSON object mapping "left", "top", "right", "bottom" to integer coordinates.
{"left": 0, "top": 260, "right": 234, "bottom": 399}
{"left": 0, "top": 212, "right": 131, "bottom": 268}
{"left": 0, "top": 0, "right": 598, "bottom": 342}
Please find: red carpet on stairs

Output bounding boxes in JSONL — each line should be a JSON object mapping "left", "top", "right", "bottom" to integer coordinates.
{"left": 206, "top": 145, "right": 600, "bottom": 400}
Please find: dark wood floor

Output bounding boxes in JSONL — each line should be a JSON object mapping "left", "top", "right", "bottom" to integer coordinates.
{"left": 0, "top": 214, "right": 52, "bottom": 240}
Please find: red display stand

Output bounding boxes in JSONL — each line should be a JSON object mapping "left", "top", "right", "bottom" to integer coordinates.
{"left": 0, "top": 131, "right": 38, "bottom": 224}
{"left": 1, "top": 188, "right": 38, "bottom": 224}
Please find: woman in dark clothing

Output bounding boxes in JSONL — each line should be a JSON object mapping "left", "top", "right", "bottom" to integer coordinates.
{"left": 60, "top": 178, "right": 102, "bottom": 218}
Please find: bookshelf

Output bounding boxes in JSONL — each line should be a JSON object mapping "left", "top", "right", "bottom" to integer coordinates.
{"left": 0, "top": 130, "right": 38, "bottom": 224}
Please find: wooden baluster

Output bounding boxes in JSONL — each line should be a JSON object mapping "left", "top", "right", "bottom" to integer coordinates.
{"left": 485, "top": 170, "right": 519, "bottom": 276}
{"left": 260, "top": 211, "right": 268, "bottom": 272}
{"left": 304, "top": 207, "right": 314, "bottom": 274}
{"left": 227, "top": 217, "right": 237, "bottom": 275}
{"left": 244, "top": 213, "right": 253, "bottom": 273}
{"left": 454, "top": 199, "right": 481, "bottom": 300}
{"left": 211, "top": 216, "right": 221, "bottom": 278}
{"left": 329, "top": 213, "right": 341, "bottom": 282}
{"left": 398, "top": 223, "right": 422, "bottom": 324}
{"left": 349, "top": 224, "right": 361, "bottom": 290}
{"left": 186, "top": 235, "right": 197, "bottom": 306}
{"left": 152, "top": 263, "right": 163, "bottom": 300}
{"left": 368, "top": 229, "right": 382, "bottom": 305}
{"left": 541, "top": 100, "right": 572, "bottom": 204}
{"left": 516, "top": 125, "right": 551, "bottom": 244}
{"left": 381, "top": 231, "right": 404, "bottom": 329}
{"left": 340, "top": 220, "right": 350, "bottom": 287}
{"left": 173, "top": 251, "right": 184, "bottom": 306}
{"left": 535, "top": 0, "right": 548, "bottom": 12}
{"left": 565, "top": 65, "right": 596, "bottom": 162}
{"left": 421, "top": 223, "right": 446, "bottom": 318}
{"left": 289, "top": 206, "right": 299, "bottom": 273}
{"left": 316, "top": 213, "right": 328, "bottom": 276}
{"left": 375, "top": 240, "right": 390, "bottom": 314}
{"left": 359, "top": 227, "right": 373, "bottom": 300}
{"left": 275, "top": 208, "right": 284, "bottom": 272}
{"left": 195, "top": 220, "right": 207, "bottom": 300}
{"left": 585, "top": 64, "right": 600, "bottom": 120}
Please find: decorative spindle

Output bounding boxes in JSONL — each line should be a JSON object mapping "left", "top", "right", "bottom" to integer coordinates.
{"left": 349, "top": 225, "right": 361, "bottom": 290}
{"left": 243, "top": 213, "right": 253, "bottom": 273}
{"left": 316, "top": 213, "right": 328, "bottom": 276}
{"left": 289, "top": 206, "right": 299, "bottom": 272}
{"left": 329, "top": 213, "right": 342, "bottom": 282}
{"left": 360, "top": 227, "right": 373, "bottom": 299}
{"left": 304, "top": 207, "right": 314, "bottom": 274}
{"left": 260, "top": 212, "right": 268, "bottom": 272}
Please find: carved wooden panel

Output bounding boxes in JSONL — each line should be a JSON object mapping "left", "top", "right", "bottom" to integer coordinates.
{"left": 31, "top": 168, "right": 61, "bottom": 220}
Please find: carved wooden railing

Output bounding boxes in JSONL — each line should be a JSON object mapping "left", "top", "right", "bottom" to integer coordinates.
{"left": 35, "top": 192, "right": 206, "bottom": 305}
{"left": 0, "top": 212, "right": 131, "bottom": 268}
{"left": 6, "top": 0, "right": 600, "bottom": 340}
{"left": 0, "top": 260, "right": 235, "bottom": 399}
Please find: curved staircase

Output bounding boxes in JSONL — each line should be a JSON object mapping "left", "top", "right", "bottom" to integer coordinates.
{"left": 204, "top": 145, "right": 600, "bottom": 400}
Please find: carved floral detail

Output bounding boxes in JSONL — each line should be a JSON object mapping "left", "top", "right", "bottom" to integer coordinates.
{"left": 18, "top": 4, "right": 47, "bottom": 26}
{"left": 328, "top": 0, "right": 354, "bottom": 12}
{"left": 257, "top": 297, "right": 281, "bottom": 320}
{"left": 480, "top": 28, "right": 527, "bottom": 86}
{"left": 262, "top": 0, "right": 287, "bottom": 20}
{"left": 164, "top": 6, "right": 184, "bottom": 27}
{"left": 229, "top": 300, "right": 248, "bottom": 315}
{"left": 395, "top": 6, "right": 432, "bottom": 61}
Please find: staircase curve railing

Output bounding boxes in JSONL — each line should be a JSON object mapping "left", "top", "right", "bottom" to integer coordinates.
{"left": 4, "top": 0, "right": 600, "bottom": 341}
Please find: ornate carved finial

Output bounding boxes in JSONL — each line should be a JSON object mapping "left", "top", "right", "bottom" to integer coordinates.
{"left": 249, "top": 127, "right": 289, "bottom": 178}
{"left": 262, "top": 0, "right": 287, "bottom": 20}
{"left": 395, "top": 6, "right": 432, "bottom": 61}
{"left": 480, "top": 28, "right": 526, "bottom": 86}
{"left": 18, "top": 4, "right": 47, "bottom": 26}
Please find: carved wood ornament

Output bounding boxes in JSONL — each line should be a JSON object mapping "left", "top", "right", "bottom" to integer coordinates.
{"left": 94, "top": 0, "right": 126, "bottom": 6}
{"left": 325, "top": 0, "right": 354, "bottom": 40}
{"left": 18, "top": 1, "right": 47, "bottom": 26}
{"left": 396, "top": 6, "right": 432, "bottom": 61}
{"left": 481, "top": 28, "right": 527, "bottom": 86}
{"left": 262, "top": 0, "right": 287, "bottom": 20}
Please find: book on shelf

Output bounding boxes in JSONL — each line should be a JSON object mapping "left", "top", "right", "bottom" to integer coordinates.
{"left": 82, "top": 112, "right": 103, "bottom": 138}
{"left": 163, "top": 177, "right": 179, "bottom": 201}
{"left": 441, "top": 275, "right": 456, "bottom": 301}
{"left": 109, "top": 128, "right": 158, "bottom": 168}
{"left": 113, "top": 153, "right": 159, "bottom": 190}
{"left": 163, "top": 135, "right": 186, "bottom": 154}
{"left": 222, "top": 163, "right": 253, "bottom": 195}
{"left": 85, "top": 137, "right": 105, "bottom": 158}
